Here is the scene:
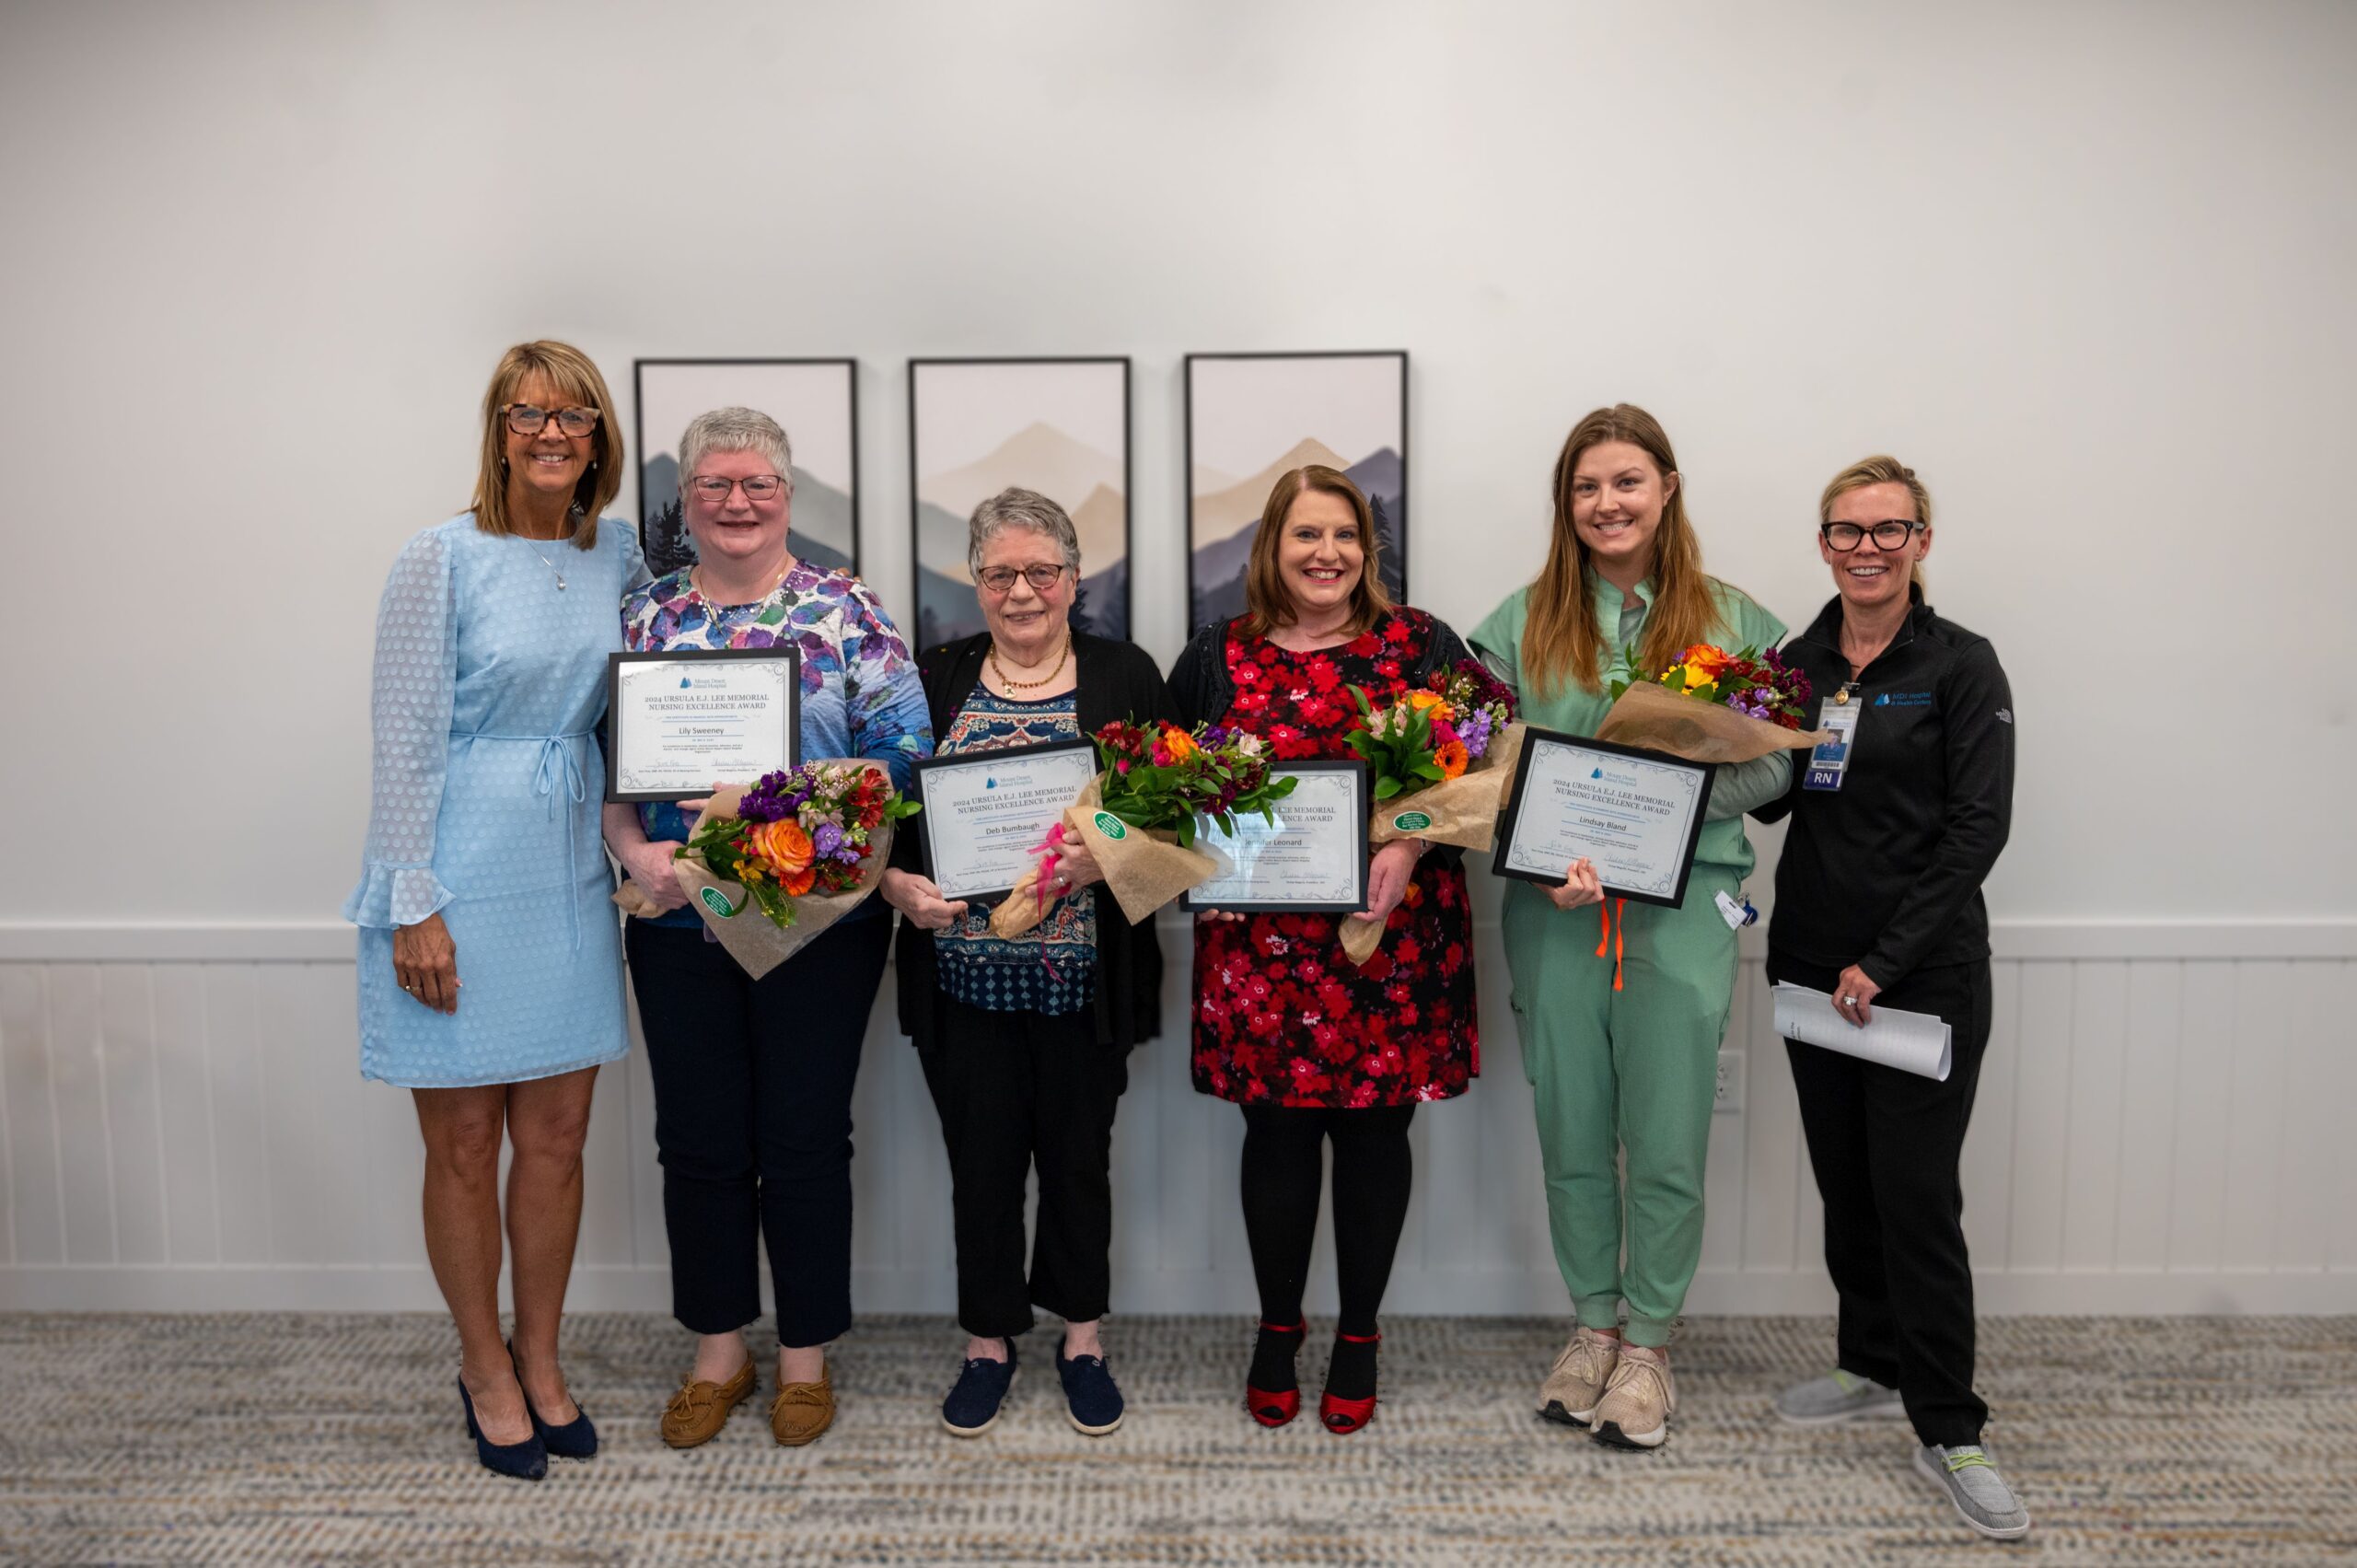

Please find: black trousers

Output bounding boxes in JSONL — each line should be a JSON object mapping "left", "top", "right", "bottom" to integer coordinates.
{"left": 624, "top": 912, "right": 891, "bottom": 1349}
{"left": 917, "top": 994, "right": 1126, "bottom": 1339}
{"left": 1238, "top": 1103, "right": 1417, "bottom": 1337}
{"left": 1771, "top": 952, "right": 1992, "bottom": 1447}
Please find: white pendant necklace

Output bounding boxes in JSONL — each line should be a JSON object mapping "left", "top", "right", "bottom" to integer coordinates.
{"left": 525, "top": 537, "right": 568, "bottom": 590}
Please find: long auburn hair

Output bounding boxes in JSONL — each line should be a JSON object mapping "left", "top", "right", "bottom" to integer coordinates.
{"left": 468, "top": 340, "right": 623, "bottom": 550}
{"left": 1522, "top": 403, "right": 1727, "bottom": 696}
{"left": 1235, "top": 464, "right": 1394, "bottom": 640}
{"left": 1819, "top": 453, "right": 1932, "bottom": 595}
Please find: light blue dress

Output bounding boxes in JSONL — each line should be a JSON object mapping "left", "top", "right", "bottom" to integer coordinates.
{"left": 344, "top": 514, "right": 650, "bottom": 1087}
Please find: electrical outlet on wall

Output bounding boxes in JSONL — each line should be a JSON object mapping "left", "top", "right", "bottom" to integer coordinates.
{"left": 1714, "top": 1049, "right": 1744, "bottom": 1115}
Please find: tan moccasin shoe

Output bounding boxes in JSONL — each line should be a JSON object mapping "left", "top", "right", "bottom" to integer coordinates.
{"left": 1591, "top": 1343, "right": 1677, "bottom": 1450}
{"left": 1538, "top": 1326, "right": 1620, "bottom": 1427}
{"left": 660, "top": 1360, "right": 756, "bottom": 1449}
{"left": 770, "top": 1365, "right": 835, "bottom": 1447}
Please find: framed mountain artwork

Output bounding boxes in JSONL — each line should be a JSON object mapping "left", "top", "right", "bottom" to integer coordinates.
{"left": 908, "top": 357, "right": 1132, "bottom": 648}
{"left": 1184, "top": 352, "right": 1408, "bottom": 634}
{"left": 633, "top": 358, "right": 860, "bottom": 579}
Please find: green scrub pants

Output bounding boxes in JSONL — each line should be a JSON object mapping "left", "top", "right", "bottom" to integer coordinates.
{"left": 1503, "top": 867, "right": 1738, "bottom": 1348}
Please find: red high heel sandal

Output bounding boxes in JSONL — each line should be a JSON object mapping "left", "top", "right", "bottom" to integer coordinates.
{"left": 1319, "top": 1330, "right": 1381, "bottom": 1435}
{"left": 1245, "top": 1320, "right": 1306, "bottom": 1428}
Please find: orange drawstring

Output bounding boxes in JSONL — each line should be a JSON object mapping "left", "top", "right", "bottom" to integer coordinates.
{"left": 1595, "top": 898, "right": 1627, "bottom": 991}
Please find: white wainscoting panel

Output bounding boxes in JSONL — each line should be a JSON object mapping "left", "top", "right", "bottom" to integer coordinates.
{"left": 2, "top": 922, "right": 2352, "bottom": 1315}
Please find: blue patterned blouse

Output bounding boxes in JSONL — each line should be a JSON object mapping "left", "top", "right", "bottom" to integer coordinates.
{"left": 933, "top": 689, "right": 1098, "bottom": 1016}
{"left": 621, "top": 559, "right": 933, "bottom": 928}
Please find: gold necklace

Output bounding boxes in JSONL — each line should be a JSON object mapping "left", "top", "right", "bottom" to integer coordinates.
{"left": 691, "top": 558, "right": 790, "bottom": 611}
{"left": 990, "top": 631, "right": 1072, "bottom": 691}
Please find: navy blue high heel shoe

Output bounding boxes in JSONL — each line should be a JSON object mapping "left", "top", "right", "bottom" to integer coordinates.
{"left": 458, "top": 1376, "right": 548, "bottom": 1481}
{"left": 511, "top": 1340, "right": 598, "bottom": 1459}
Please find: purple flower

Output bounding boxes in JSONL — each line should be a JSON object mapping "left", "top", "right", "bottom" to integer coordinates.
{"left": 812, "top": 822, "right": 844, "bottom": 857}
{"left": 1456, "top": 705, "right": 1495, "bottom": 759}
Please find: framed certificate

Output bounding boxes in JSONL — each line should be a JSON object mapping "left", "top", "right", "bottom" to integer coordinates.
{"left": 1181, "top": 760, "right": 1372, "bottom": 913}
{"left": 912, "top": 739, "right": 1101, "bottom": 901}
{"left": 605, "top": 648, "right": 801, "bottom": 803}
{"left": 1493, "top": 731, "right": 1715, "bottom": 908}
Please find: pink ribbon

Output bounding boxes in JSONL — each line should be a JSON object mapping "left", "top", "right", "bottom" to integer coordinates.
{"left": 1026, "top": 822, "right": 1069, "bottom": 983}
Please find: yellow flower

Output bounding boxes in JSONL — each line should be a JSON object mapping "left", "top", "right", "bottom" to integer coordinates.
{"left": 1407, "top": 691, "right": 1447, "bottom": 714}
{"left": 1681, "top": 662, "right": 1714, "bottom": 691}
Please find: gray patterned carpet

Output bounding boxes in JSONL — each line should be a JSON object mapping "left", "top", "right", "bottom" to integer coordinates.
{"left": 0, "top": 1313, "right": 2351, "bottom": 1564}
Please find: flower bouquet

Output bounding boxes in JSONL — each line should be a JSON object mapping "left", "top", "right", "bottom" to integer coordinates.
{"left": 1596, "top": 643, "right": 1829, "bottom": 763}
{"left": 1334, "top": 659, "right": 1527, "bottom": 964}
{"left": 989, "top": 719, "right": 1299, "bottom": 935}
{"left": 614, "top": 760, "right": 920, "bottom": 980}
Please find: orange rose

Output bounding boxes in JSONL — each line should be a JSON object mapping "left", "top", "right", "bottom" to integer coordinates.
{"left": 1434, "top": 739, "right": 1469, "bottom": 780}
{"left": 1159, "top": 726, "right": 1198, "bottom": 761}
{"left": 748, "top": 819, "right": 814, "bottom": 879}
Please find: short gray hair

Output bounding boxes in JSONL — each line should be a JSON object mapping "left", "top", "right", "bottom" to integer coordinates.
{"left": 968, "top": 486, "right": 1081, "bottom": 576}
{"left": 678, "top": 406, "right": 795, "bottom": 495}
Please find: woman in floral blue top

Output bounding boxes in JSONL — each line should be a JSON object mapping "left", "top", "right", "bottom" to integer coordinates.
{"left": 601, "top": 407, "right": 929, "bottom": 1450}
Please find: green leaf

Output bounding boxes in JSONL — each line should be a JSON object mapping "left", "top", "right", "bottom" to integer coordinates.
{"left": 1374, "top": 776, "right": 1402, "bottom": 799}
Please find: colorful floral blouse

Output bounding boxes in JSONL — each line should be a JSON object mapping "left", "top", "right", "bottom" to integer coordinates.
{"left": 932, "top": 689, "right": 1097, "bottom": 1016}
{"left": 1191, "top": 609, "right": 1480, "bottom": 1107}
{"left": 621, "top": 560, "right": 932, "bottom": 926}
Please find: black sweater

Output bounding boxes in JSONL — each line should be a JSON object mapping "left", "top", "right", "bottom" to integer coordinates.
{"left": 889, "top": 630, "right": 1178, "bottom": 1053}
{"left": 1752, "top": 592, "right": 2015, "bottom": 987}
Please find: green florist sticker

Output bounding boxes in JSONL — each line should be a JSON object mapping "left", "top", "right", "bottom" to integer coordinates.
{"left": 1393, "top": 810, "right": 1434, "bottom": 832}
{"left": 1092, "top": 811, "right": 1128, "bottom": 841}
{"left": 699, "top": 887, "right": 740, "bottom": 919}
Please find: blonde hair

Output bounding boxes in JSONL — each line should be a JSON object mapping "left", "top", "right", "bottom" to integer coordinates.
{"left": 1819, "top": 454, "right": 1932, "bottom": 594}
{"left": 1521, "top": 403, "right": 1728, "bottom": 696}
{"left": 1237, "top": 465, "right": 1394, "bottom": 640}
{"left": 468, "top": 340, "right": 623, "bottom": 550}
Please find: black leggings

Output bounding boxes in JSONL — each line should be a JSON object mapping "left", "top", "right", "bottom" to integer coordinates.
{"left": 1238, "top": 1103, "right": 1417, "bottom": 1336}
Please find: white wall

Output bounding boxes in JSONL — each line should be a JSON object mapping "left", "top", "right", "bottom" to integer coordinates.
{"left": 4, "top": 4, "right": 2356, "bottom": 1313}
{"left": 2, "top": 0, "right": 2351, "bottom": 923}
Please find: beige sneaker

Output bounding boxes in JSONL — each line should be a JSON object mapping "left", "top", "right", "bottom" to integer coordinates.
{"left": 1590, "top": 1343, "right": 1677, "bottom": 1449}
{"left": 1538, "top": 1327, "right": 1620, "bottom": 1427}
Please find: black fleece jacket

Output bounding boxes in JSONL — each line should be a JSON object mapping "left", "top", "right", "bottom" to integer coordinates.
{"left": 889, "top": 630, "right": 1178, "bottom": 1053}
{"left": 1752, "top": 592, "right": 2014, "bottom": 987}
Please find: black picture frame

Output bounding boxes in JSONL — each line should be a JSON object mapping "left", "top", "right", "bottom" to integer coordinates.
{"left": 911, "top": 737, "right": 1100, "bottom": 903}
{"left": 1182, "top": 350, "right": 1409, "bottom": 636}
{"left": 907, "top": 356, "right": 1133, "bottom": 649}
{"left": 1179, "top": 758, "right": 1374, "bottom": 914}
{"left": 1491, "top": 729, "right": 1716, "bottom": 909}
{"left": 604, "top": 646, "right": 803, "bottom": 804}
{"left": 632, "top": 358, "right": 861, "bottom": 579}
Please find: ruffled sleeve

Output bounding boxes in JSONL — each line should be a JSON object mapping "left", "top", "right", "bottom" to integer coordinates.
{"left": 343, "top": 527, "right": 459, "bottom": 929}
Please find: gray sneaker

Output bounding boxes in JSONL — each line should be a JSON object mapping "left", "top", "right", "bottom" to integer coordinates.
{"left": 1773, "top": 1368, "right": 1907, "bottom": 1426}
{"left": 1914, "top": 1443, "right": 2031, "bottom": 1539}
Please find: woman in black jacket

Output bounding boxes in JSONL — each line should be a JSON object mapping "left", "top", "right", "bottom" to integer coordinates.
{"left": 1751, "top": 456, "right": 2027, "bottom": 1541}
{"left": 882, "top": 487, "right": 1175, "bottom": 1441}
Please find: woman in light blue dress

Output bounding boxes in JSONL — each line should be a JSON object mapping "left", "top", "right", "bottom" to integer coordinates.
{"left": 345, "top": 341, "right": 647, "bottom": 1481}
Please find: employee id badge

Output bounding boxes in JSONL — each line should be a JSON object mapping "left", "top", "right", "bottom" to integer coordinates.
{"left": 1801, "top": 698, "right": 1860, "bottom": 790}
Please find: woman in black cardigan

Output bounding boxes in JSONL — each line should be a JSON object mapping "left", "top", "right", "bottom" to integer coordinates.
{"left": 882, "top": 488, "right": 1175, "bottom": 1441}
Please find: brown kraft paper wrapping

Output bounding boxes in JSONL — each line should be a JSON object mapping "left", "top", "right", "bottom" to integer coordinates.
{"left": 988, "top": 774, "right": 1219, "bottom": 938}
{"left": 611, "top": 766, "right": 900, "bottom": 981}
{"left": 1338, "top": 722, "right": 1531, "bottom": 967}
{"left": 1593, "top": 681, "right": 1829, "bottom": 764}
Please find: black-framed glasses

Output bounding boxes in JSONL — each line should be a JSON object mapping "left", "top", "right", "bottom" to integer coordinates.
{"left": 976, "top": 563, "right": 1070, "bottom": 595}
{"left": 689, "top": 475, "right": 787, "bottom": 502}
{"left": 503, "top": 403, "right": 602, "bottom": 437}
{"left": 1821, "top": 519, "right": 1923, "bottom": 552}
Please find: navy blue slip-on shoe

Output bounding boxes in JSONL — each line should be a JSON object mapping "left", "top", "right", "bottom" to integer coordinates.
{"left": 458, "top": 1376, "right": 548, "bottom": 1481}
{"left": 510, "top": 1341, "right": 598, "bottom": 1459}
{"left": 941, "top": 1340, "right": 1019, "bottom": 1437}
{"left": 1055, "top": 1348, "right": 1126, "bottom": 1436}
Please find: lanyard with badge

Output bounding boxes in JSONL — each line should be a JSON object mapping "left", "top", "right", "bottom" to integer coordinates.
{"left": 1802, "top": 679, "right": 1862, "bottom": 790}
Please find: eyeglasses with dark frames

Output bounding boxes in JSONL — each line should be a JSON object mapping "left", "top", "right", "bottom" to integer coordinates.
{"left": 689, "top": 475, "right": 787, "bottom": 502}
{"left": 976, "top": 563, "right": 1071, "bottom": 595}
{"left": 503, "top": 403, "right": 602, "bottom": 437}
{"left": 1820, "top": 519, "right": 1923, "bottom": 552}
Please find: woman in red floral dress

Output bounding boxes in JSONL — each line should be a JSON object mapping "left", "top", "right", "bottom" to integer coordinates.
{"left": 1168, "top": 464, "right": 1490, "bottom": 1434}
